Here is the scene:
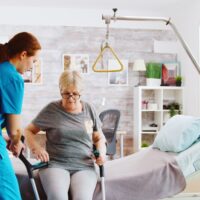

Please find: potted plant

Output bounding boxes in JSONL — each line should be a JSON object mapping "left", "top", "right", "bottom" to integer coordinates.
{"left": 168, "top": 102, "right": 181, "bottom": 117}
{"left": 169, "top": 105, "right": 176, "bottom": 117}
{"left": 142, "top": 142, "right": 149, "bottom": 148}
{"left": 146, "top": 62, "right": 162, "bottom": 86}
{"left": 175, "top": 76, "right": 182, "bottom": 86}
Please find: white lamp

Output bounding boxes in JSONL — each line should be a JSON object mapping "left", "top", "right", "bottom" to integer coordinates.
{"left": 133, "top": 59, "right": 146, "bottom": 86}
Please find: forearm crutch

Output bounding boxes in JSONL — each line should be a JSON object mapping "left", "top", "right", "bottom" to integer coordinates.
{"left": 99, "top": 165, "right": 105, "bottom": 200}
{"left": 93, "top": 145, "right": 106, "bottom": 200}
{"left": 19, "top": 136, "right": 48, "bottom": 200}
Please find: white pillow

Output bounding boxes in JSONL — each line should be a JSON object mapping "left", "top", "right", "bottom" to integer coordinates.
{"left": 153, "top": 115, "right": 200, "bottom": 153}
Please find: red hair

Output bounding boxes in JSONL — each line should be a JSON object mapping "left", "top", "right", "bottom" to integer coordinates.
{"left": 0, "top": 32, "right": 41, "bottom": 62}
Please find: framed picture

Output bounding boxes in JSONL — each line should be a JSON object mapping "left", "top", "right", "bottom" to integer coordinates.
{"left": 63, "top": 54, "right": 89, "bottom": 74}
{"left": 22, "top": 59, "right": 42, "bottom": 84}
{"left": 161, "top": 62, "right": 180, "bottom": 86}
{"left": 108, "top": 59, "right": 128, "bottom": 86}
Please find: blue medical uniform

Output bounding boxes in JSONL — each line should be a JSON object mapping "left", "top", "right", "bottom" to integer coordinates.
{"left": 0, "top": 61, "right": 24, "bottom": 200}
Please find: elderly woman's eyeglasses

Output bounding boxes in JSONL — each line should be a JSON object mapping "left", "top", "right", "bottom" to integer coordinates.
{"left": 61, "top": 92, "right": 81, "bottom": 100}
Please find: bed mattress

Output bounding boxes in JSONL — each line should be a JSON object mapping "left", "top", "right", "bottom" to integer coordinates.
{"left": 93, "top": 147, "right": 186, "bottom": 200}
{"left": 175, "top": 141, "right": 200, "bottom": 177}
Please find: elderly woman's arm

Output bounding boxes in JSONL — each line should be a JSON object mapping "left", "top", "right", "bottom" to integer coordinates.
{"left": 25, "top": 123, "right": 49, "bottom": 162}
{"left": 92, "top": 131, "right": 107, "bottom": 165}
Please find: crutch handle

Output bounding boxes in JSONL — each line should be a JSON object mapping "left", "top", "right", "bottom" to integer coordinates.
{"left": 93, "top": 145, "right": 104, "bottom": 177}
{"left": 19, "top": 136, "right": 48, "bottom": 179}
{"left": 93, "top": 144, "right": 100, "bottom": 158}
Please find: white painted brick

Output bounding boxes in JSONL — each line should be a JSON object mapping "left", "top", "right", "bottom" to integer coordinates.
{"left": 0, "top": 25, "right": 177, "bottom": 136}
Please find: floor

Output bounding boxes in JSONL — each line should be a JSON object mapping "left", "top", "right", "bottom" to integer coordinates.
{"left": 183, "top": 171, "right": 200, "bottom": 193}
{"left": 163, "top": 171, "right": 200, "bottom": 199}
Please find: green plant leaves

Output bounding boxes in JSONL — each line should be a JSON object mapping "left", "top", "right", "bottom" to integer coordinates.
{"left": 146, "top": 63, "right": 162, "bottom": 79}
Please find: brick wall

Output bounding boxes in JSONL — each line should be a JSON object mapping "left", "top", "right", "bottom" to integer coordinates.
{"left": 0, "top": 25, "right": 177, "bottom": 154}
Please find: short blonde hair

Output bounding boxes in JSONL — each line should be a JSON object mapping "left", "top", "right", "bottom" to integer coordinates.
{"left": 59, "top": 70, "right": 83, "bottom": 92}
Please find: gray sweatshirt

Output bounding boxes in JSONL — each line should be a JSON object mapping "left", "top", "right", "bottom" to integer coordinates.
{"left": 32, "top": 100, "right": 102, "bottom": 171}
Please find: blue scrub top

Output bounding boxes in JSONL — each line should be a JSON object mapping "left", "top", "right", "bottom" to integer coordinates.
{"left": 0, "top": 61, "right": 23, "bottom": 200}
{"left": 0, "top": 61, "right": 24, "bottom": 144}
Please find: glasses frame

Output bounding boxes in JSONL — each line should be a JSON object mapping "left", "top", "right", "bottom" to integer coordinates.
{"left": 60, "top": 92, "right": 81, "bottom": 100}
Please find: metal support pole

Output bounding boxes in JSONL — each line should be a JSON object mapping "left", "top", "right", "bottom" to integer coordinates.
{"left": 102, "top": 15, "right": 200, "bottom": 75}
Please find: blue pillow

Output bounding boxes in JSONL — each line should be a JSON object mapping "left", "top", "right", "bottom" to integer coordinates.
{"left": 153, "top": 115, "right": 200, "bottom": 153}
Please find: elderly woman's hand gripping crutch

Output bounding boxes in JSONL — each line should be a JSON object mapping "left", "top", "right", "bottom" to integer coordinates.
{"left": 6, "top": 132, "right": 48, "bottom": 200}
{"left": 18, "top": 135, "right": 48, "bottom": 200}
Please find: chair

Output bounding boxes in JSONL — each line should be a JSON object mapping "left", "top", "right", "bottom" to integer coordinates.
{"left": 99, "top": 109, "right": 120, "bottom": 158}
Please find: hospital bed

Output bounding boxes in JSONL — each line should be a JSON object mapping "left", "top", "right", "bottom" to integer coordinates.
{"left": 12, "top": 141, "right": 200, "bottom": 200}
{"left": 162, "top": 140, "right": 200, "bottom": 200}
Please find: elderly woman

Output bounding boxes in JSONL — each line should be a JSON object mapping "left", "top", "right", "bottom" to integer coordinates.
{"left": 25, "top": 70, "right": 106, "bottom": 200}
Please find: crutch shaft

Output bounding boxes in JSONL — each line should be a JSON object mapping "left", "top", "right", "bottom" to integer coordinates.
{"left": 30, "top": 178, "right": 40, "bottom": 200}
{"left": 101, "top": 177, "right": 106, "bottom": 200}
{"left": 99, "top": 165, "right": 104, "bottom": 177}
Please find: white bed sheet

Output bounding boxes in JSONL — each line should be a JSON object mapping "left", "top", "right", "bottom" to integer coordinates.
{"left": 175, "top": 141, "right": 200, "bottom": 177}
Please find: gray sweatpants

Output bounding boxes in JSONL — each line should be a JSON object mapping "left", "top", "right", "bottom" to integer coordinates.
{"left": 39, "top": 167, "right": 97, "bottom": 200}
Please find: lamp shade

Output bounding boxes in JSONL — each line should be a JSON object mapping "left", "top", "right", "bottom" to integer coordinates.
{"left": 133, "top": 59, "right": 146, "bottom": 71}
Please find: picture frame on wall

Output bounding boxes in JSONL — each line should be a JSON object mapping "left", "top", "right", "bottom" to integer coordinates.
{"left": 22, "top": 59, "right": 43, "bottom": 84}
{"left": 161, "top": 62, "right": 180, "bottom": 86}
{"left": 63, "top": 54, "right": 89, "bottom": 74}
{"left": 108, "top": 59, "right": 129, "bottom": 86}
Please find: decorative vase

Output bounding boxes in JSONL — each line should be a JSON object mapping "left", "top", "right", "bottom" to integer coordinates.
{"left": 146, "top": 78, "right": 161, "bottom": 86}
{"left": 176, "top": 81, "right": 182, "bottom": 86}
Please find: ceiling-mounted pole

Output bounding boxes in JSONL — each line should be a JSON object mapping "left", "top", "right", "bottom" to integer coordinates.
{"left": 102, "top": 12, "right": 200, "bottom": 75}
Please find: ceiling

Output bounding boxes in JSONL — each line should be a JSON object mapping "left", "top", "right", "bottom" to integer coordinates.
{"left": 0, "top": 0, "right": 186, "bottom": 10}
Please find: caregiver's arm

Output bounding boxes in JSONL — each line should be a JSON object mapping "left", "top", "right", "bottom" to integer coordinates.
{"left": 5, "top": 114, "right": 24, "bottom": 156}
